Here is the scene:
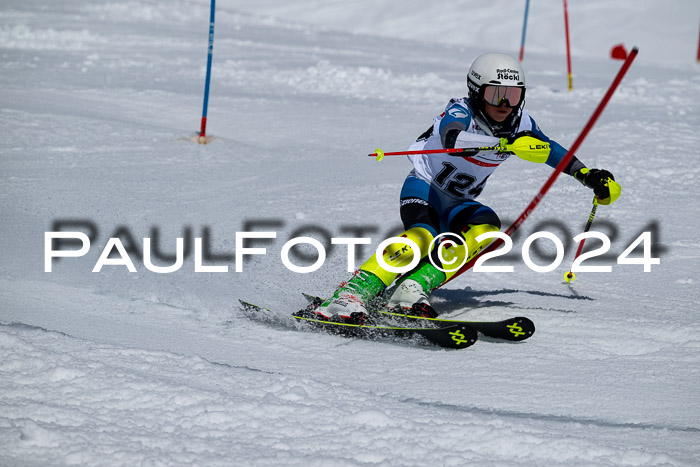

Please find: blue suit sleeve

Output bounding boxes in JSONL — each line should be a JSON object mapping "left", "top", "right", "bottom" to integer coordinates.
{"left": 527, "top": 116, "right": 584, "bottom": 175}
{"left": 438, "top": 102, "right": 472, "bottom": 148}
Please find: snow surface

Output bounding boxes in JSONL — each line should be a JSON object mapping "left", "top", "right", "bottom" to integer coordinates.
{"left": 2, "top": 0, "right": 700, "bottom": 465}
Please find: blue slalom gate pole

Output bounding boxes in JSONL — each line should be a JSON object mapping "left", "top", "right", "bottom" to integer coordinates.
{"left": 519, "top": 0, "right": 530, "bottom": 61}
{"left": 199, "top": 0, "right": 216, "bottom": 144}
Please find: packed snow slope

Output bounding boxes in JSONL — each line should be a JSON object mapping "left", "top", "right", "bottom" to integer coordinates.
{"left": 2, "top": 0, "right": 700, "bottom": 465}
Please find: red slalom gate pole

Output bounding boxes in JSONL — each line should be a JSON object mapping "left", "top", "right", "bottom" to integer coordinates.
{"left": 697, "top": 16, "right": 700, "bottom": 63}
{"left": 442, "top": 47, "right": 639, "bottom": 287}
{"left": 563, "top": 0, "right": 573, "bottom": 90}
{"left": 199, "top": 0, "right": 216, "bottom": 144}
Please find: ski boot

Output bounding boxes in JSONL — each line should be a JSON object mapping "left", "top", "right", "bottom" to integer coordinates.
{"left": 300, "top": 269, "right": 384, "bottom": 325}
{"left": 316, "top": 294, "right": 373, "bottom": 325}
{"left": 387, "top": 279, "right": 438, "bottom": 318}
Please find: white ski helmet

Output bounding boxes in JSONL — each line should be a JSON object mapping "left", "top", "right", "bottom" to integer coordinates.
{"left": 467, "top": 53, "right": 526, "bottom": 134}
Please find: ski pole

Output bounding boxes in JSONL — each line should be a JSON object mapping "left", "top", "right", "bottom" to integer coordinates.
{"left": 370, "top": 135, "right": 551, "bottom": 162}
{"left": 564, "top": 199, "right": 598, "bottom": 283}
{"left": 563, "top": 0, "right": 573, "bottom": 91}
{"left": 370, "top": 146, "right": 500, "bottom": 160}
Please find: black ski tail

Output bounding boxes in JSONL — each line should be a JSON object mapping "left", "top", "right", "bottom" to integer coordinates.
{"left": 291, "top": 312, "right": 478, "bottom": 349}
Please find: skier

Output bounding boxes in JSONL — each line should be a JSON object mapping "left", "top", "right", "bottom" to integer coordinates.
{"left": 308, "top": 53, "right": 621, "bottom": 323}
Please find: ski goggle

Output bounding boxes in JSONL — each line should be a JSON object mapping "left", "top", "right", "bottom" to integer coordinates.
{"left": 482, "top": 85, "right": 524, "bottom": 107}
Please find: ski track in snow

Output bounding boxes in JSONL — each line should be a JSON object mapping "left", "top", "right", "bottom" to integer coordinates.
{"left": 0, "top": 322, "right": 689, "bottom": 467}
{"left": 2, "top": 0, "right": 700, "bottom": 465}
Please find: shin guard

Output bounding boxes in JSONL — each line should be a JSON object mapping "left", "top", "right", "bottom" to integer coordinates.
{"left": 395, "top": 223, "right": 500, "bottom": 294}
{"left": 359, "top": 226, "right": 434, "bottom": 286}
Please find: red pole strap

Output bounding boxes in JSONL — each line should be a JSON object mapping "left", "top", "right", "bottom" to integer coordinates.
{"left": 442, "top": 47, "right": 639, "bottom": 287}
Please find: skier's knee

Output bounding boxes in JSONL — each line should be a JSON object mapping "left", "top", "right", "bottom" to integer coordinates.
{"left": 430, "top": 223, "right": 500, "bottom": 282}
{"left": 461, "top": 223, "right": 500, "bottom": 261}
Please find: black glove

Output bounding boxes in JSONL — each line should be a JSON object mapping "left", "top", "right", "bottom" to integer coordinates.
{"left": 573, "top": 168, "right": 621, "bottom": 205}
